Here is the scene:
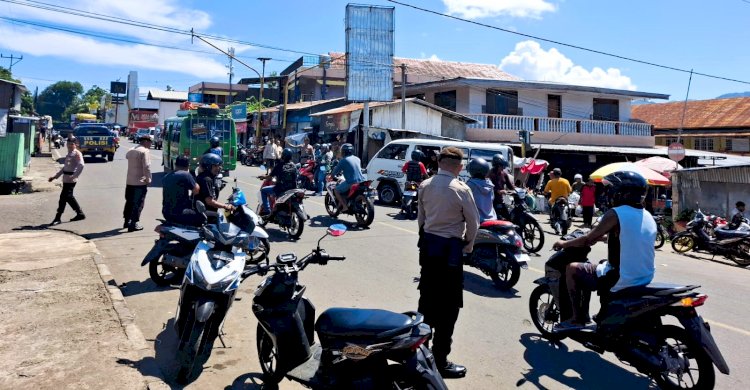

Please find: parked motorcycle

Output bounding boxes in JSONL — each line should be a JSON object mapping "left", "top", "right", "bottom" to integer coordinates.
{"left": 654, "top": 214, "right": 667, "bottom": 249}
{"left": 466, "top": 219, "right": 530, "bottom": 290}
{"left": 257, "top": 176, "right": 309, "bottom": 239}
{"left": 529, "top": 229, "right": 730, "bottom": 389}
{"left": 400, "top": 181, "right": 419, "bottom": 220}
{"left": 173, "top": 201, "right": 264, "bottom": 383}
{"left": 550, "top": 196, "right": 571, "bottom": 235}
{"left": 324, "top": 175, "right": 376, "bottom": 227}
{"left": 238, "top": 145, "right": 249, "bottom": 166}
{"left": 672, "top": 209, "right": 750, "bottom": 266}
{"left": 297, "top": 159, "right": 318, "bottom": 192}
{"left": 496, "top": 188, "right": 545, "bottom": 253}
{"left": 51, "top": 132, "right": 63, "bottom": 149}
{"left": 142, "top": 181, "right": 270, "bottom": 286}
{"left": 253, "top": 224, "right": 448, "bottom": 389}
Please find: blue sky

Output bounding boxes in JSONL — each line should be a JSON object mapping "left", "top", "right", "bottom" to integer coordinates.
{"left": 1, "top": 0, "right": 748, "bottom": 101}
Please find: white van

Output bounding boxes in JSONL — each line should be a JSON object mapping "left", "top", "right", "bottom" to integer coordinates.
{"left": 365, "top": 138, "right": 514, "bottom": 205}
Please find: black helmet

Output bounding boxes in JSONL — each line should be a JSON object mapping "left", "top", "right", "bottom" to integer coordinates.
{"left": 602, "top": 170, "right": 648, "bottom": 208}
{"left": 210, "top": 136, "right": 221, "bottom": 148}
{"left": 341, "top": 143, "right": 354, "bottom": 157}
{"left": 491, "top": 154, "right": 508, "bottom": 169}
{"left": 411, "top": 149, "right": 424, "bottom": 162}
{"left": 281, "top": 147, "right": 293, "bottom": 162}
{"left": 467, "top": 158, "right": 491, "bottom": 179}
{"left": 199, "top": 153, "right": 223, "bottom": 170}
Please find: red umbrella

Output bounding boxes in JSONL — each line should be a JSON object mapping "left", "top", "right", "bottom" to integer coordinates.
{"left": 635, "top": 157, "right": 682, "bottom": 178}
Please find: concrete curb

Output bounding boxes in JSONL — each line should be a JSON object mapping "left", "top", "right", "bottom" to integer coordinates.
{"left": 91, "top": 251, "right": 171, "bottom": 390}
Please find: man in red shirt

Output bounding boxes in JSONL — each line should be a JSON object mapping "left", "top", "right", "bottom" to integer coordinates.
{"left": 580, "top": 177, "right": 596, "bottom": 227}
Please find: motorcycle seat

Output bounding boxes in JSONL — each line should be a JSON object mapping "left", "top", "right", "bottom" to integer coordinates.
{"left": 480, "top": 220, "right": 514, "bottom": 229}
{"left": 610, "top": 282, "right": 698, "bottom": 299}
{"left": 315, "top": 308, "right": 413, "bottom": 339}
{"left": 715, "top": 228, "right": 750, "bottom": 239}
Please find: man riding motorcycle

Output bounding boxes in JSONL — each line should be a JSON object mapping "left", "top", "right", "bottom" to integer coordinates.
{"left": 488, "top": 154, "right": 514, "bottom": 219}
{"left": 466, "top": 158, "right": 497, "bottom": 223}
{"left": 194, "top": 153, "right": 233, "bottom": 216}
{"left": 551, "top": 170, "right": 656, "bottom": 331}
{"left": 402, "top": 150, "right": 428, "bottom": 183}
{"left": 259, "top": 147, "right": 298, "bottom": 215}
{"left": 206, "top": 136, "right": 223, "bottom": 157}
{"left": 330, "top": 143, "right": 365, "bottom": 213}
{"left": 162, "top": 155, "right": 204, "bottom": 226}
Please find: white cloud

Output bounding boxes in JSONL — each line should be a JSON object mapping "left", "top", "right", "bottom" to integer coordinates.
{"left": 442, "top": 0, "right": 556, "bottom": 19}
{"left": 0, "top": 23, "right": 228, "bottom": 78}
{"left": 499, "top": 40, "right": 637, "bottom": 90}
{"left": 0, "top": 0, "right": 253, "bottom": 79}
{"left": 428, "top": 54, "right": 441, "bottom": 61}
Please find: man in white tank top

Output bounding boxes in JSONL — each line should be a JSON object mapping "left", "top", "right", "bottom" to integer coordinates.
{"left": 551, "top": 171, "right": 656, "bottom": 331}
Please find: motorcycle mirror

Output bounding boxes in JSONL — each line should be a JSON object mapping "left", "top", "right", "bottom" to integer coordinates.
{"left": 327, "top": 224, "right": 347, "bottom": 237}
{"left": 195, "top": 201, "right": 207, "bottom": 214}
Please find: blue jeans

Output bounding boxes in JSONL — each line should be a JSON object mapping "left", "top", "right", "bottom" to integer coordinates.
{"left": 316, "top": 169, "right": 327, "bottom": 194}
{"left": 261, "top": 186, "right": 275, "bottom": 213}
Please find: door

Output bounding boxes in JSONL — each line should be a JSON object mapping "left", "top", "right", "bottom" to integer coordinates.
{"left": 547, "top": 95, "right": 561, "bottom": 118}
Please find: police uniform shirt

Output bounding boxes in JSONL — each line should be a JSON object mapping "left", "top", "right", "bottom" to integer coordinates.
{"left": 418, "top": 169, "right": 480, "bottom": 252}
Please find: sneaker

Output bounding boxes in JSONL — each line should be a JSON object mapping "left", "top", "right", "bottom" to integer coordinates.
{"left": 50, "top": 219, "right": 61, "bottom": 226}
{"left": 70, "top": 213, "right": 86, "bottom": 222}
{"left": 128, "top": 223, "right": 144, "bottom": 232}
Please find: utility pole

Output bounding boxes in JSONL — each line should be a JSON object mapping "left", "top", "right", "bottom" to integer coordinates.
{"left": 1, "top": 54, "right": 23, "bottom": 71}
{"left": 227, "top": 47, "right": 235, "bottom": 105}
{"left": 257, "top": 57, "right": 271, "bottom": 146}
{"left": 400, "top": 63, "right": 407, "bottom": 130}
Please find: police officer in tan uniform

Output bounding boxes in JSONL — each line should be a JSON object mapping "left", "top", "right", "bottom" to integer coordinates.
{"left": 417, "top": 146, "right": 480, "bottom": 379}
{"left": 48, "top": 136, "right": 85, "bottom": 225}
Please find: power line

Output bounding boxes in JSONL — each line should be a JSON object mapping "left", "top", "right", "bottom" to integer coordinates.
{"left": 387, "top": 0, "right": 750, "bottom": 85}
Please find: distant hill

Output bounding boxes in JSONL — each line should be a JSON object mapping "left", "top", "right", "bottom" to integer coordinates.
{"left": 717, "top": 91, "right": 750, "bottom": 98}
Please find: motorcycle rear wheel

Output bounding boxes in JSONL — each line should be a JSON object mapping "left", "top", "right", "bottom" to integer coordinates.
{"left": 652, "top": 325, "right": 715, "bottom": 390}
{"left": 522, "top": 218, "right": 545, "bottom": 253}
{"left": 354, "top": 195, "right": 375, "bottom": 227}
{"left": 149, "top": 254, "right": 183, "bottom": 286}
{"left": 528, "top": 284, "right": 566, "bottom": 341}
{"left": 731, "top": 242, "right": 750, "bottom": 266}
{"left": 672, "top": 235, "right": 695, "bottom": 253}
{"left": 257, "top": 324, "right": 285, "bottom": 385}
{"left": 288, "top": 210, "right": 305, "bottom": 239}
{"left": 654, "top": 230, "right": 666, "bottom": 249}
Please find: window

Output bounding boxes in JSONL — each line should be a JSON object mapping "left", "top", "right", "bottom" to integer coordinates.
{"left": 434, "top": 90, "right": 457, "bottom": 112}
{"left": 726, "top": 138, "right": 749, "bottom": 152}
{"left": 694, "top": 138, "right": 714, "bottom": 151}
{"left": 75, "top": 127, "right": 110, "bottom": 136}
{"left": 188, "top": 118, "right": 231, "bottom": 141}
{"left": 375, "top": 143, "right": 409, "bottom": 160}
{"left": 593, "top": 98, "right": 619, "bottom": 121}
{"left": 663, "top": 137, "right": 679, "bottom": 146}
{"left": 486, "top": 90, "right": 519, "bottom": 115}
{"left": 548, "top": 95, "right": 562, "bottom": 118}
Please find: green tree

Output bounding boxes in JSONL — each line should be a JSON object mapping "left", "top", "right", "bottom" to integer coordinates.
{"left": 0, "top": 66, "right": 20, "bottom": 82}
{"left": 38, "top": 81, "right": 84, "bottom": 121}
{"left": 21, "top": 91, "right": 34, "bottom": 115}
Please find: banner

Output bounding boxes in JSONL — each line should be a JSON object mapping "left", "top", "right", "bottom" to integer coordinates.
{"left": 235, "top": 121, "right": 247, "bottom": 134}
{"left": 188, "top": 93, "right": 203, "bottom": 103}
{"left": 230, "top": 104, "right": 247, "bottom": 121}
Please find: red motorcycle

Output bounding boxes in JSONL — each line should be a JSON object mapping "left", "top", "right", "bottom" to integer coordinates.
{"left": 296, "top": 160, "right": 317, "bottom": 191}
{"left": 324, "top": 175, "right": 375, "bottom": 227}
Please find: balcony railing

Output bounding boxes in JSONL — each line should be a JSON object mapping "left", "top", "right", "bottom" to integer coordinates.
{"left": 465, "top": 114, "right": 652, "bottom": 137}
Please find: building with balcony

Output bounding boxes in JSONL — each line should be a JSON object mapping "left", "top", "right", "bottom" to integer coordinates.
{"left": 631, "top": 97, "right": 750, "bottom": 155}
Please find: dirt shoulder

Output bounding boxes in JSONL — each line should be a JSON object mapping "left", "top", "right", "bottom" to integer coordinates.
{"left": 0, "top": 231, "right": 149, "bottom": 389}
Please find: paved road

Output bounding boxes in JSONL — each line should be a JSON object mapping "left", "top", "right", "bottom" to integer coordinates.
{"left": 45, "top": 142, "right": 750, "bottom": 389}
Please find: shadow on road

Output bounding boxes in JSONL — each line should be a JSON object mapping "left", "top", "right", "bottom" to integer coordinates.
{"left": 516, "top": 333, "right": 653, "bottom": 389}
{"left": 463, "top": 270, "right": 520, "bottom": 299}
{"left": 384, "top": 211, "right": 417, "bottom": 221}
{"left": 81, "top": 228, "right": 124, "bottom": 240}
{"left": 671, "top": 250, "right": 750, "bottom": 269}
{"left": 119, "top": 278, "right": 175, "bottom": 297}
{"left": 225, "top": 372, "right": 269, "bottom": 389}
{"left": 308, "top": 215, "right": 370, "bottom": 232}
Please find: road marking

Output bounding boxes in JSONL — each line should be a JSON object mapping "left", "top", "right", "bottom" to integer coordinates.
{"left": 706, "top": 319, "right": 750, "bottom": 337}
{"left": 377, "top": 221, "right": 417, "bottom": 235}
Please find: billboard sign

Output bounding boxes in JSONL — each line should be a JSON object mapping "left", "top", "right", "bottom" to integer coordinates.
{"left": 230, "top": 104, "right": 247, "bottom": 121}
{"left": 345, "top": 4, "right": 395, "bottom": 102}
{"left": 188, "top": 93, "right": 203, "bottom": 103}
{"left": 110, "top": 81, "right": 126, "bottom": 94}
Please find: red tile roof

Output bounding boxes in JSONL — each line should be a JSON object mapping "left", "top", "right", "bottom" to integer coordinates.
{"left": 631, "top": 97, "right": 750, "bottom": 129}
{"left": 327, "top": 52, "right": 519, "bottom": 81}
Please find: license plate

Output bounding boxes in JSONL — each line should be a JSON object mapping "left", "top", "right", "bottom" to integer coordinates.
{"left": 403, "top": 191, "right": 417, "bottom": 196}
{"left": 515, "top": 253, "right": 530, "bottom": 269}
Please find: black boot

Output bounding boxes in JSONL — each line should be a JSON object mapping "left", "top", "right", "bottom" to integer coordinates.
{"left": 50, "top": 213, "right": 62, "bottom": 226}
{"left": 438, "top": 360, "right": 467, "bottom": 379}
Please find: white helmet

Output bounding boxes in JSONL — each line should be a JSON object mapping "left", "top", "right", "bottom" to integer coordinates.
{"left": 574, "top": 173, "right": 583, "bottom": 180}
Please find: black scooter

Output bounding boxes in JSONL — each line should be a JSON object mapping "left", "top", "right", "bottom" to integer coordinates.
{"left": 549, "top": 196, "right": 571, "bottom": 236}
{"left": 529, "top": 229, "right": 730, "bottom": 389}
{"left": 495, "top": 188, "right": 545, "bottom": 253}
{"left": 252, "top": 224, "right": 447, "bottom": 389}
{"left": 672, "top": 209, "right": 750, "bottom": 266}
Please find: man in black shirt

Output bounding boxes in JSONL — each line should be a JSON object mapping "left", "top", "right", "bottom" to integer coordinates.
{"left": 194, "top": 153, "right": 234, "bottom": 214}
{"left": 259, "top": 148, "right": 297, "bottom": 215}
{"left": 162, "top": 156, "right": 204, "bottom": 226}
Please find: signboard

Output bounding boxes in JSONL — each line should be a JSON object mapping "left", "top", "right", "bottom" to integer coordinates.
{"left": 345, "top": 4, "right": 395, "bottom": 102}
{"left": 110, "top": 81, "right": 126, "bottom": 94}
{"left": 668, "top": 142, "right": 685, "bottom": 162}
{"left": 188, "top": 93, "right": 203, "bottom": 103}
{"left": 235, "top": 121, "right": 247, "bottom": 134}
{"left": 230, "top": 104, "right": 247, "bottom": 121}
{"left": 321, "top": 112, "right": 350, "bottom": 132}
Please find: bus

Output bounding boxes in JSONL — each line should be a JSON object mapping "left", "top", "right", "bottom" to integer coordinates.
{"left": 71, "top": 113, "right": 98, "bottom": 127}
{"left": 162, "top": 108, "right": 238, "bottom": 172}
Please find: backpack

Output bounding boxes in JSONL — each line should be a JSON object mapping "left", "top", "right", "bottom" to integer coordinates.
{"left": 405, "top": 161, "right": 423, "bottom": 182}
{"left": 278, "top": 162, "right": 298, "bottom": 192}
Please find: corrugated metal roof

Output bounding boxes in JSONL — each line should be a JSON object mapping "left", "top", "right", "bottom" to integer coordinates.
{"left": 259, "top": 97, "right": 346, "bottom": 113}
{"left": 147, "top": 89, "right": 188, "bottom": 101}
{"left": 508, "top": 142, "right": 750, "bottom": 161}
{"left": 631, "top": 97, "right": 750, "bottom": 129}
{"left": 309, "top": 98, "right": 476, "bottom": 122}
{"left": 671, "top": 164, "right": 750, "bottom": 185}
{"left": 655, "top": 133, "right": 749, "bottom": 137}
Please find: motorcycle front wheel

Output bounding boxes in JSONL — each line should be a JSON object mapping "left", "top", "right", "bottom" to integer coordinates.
{"left": 354, "top": 195, "right": 375, "bottom": 227}
{"left": 149, "top": 254, "right": 184, "bottom": 286}
{"left": 176, "top": 314, "right": 210, "bottom": 384}
{"left": 522, "top": 218, "right": 545, "bottom": 253}
{"left": 731, "top": 242, "right": 750, "bottom": 266}
{"left": 652, "top": 325, "right": 715, "bottom": 390}
{"left": 246, "top": 237, "right": 270, "bottom": 264}
{"left": 528, "top": 284, "right": 566, "bottom": 341}
{"left": 324, "top": 193, "right": 339, "bottom": 217}
{"left": 257, "top": 324, "right": 285, "bottom": 385}
{"left": 672, "top": 235, "right": 695, "bottom": 253}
